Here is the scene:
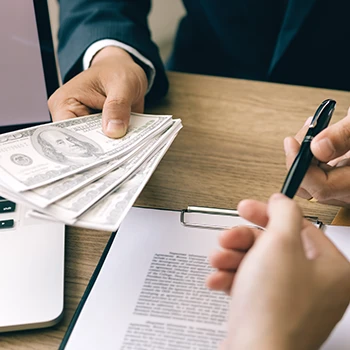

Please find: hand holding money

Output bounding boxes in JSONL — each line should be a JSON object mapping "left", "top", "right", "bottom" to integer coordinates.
{"left": 0, "top": 113, "right": 182, "bottom": 231}
{"left": 48, "top": 46, "right": 149, "bottom": 139}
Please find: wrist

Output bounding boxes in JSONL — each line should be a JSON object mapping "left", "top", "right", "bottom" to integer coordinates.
{"left": 91, "top": 46, "right": 134, "bottom": 67}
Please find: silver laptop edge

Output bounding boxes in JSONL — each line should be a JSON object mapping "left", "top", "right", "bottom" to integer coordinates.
{"left": 0, "top": 0, "right": 65, "bottom": 332}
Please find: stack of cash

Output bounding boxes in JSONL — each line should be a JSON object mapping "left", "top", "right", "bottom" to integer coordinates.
{"left": 0, "top": 113, "right": 182, "bottom": 231}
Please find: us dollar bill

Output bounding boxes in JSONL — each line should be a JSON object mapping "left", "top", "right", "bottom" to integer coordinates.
{"left": 28, "top": 129, "right": 180, "bottom": 231}
{"left": 16, "top": 120, "right": 172, "bottom": 208}
{"left": 0, "top": 112, "right": 172, "bottom": 191}
{"left": 17, "top": 152, "right": 135, "bottom": 208}
{"left": 32, "top": 120, "right": 182, "bottom": 221}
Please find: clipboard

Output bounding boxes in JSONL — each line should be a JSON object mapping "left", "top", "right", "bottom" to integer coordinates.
{"left": 59, "top": 206, "right": 349, "bottom": 350}
{"left": 181, "top": 205, "right": 324, "bottom": 230}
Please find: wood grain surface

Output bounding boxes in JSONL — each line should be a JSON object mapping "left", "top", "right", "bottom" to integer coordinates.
{"left": 1, "top": 72, "right": 349, "bottom": 349}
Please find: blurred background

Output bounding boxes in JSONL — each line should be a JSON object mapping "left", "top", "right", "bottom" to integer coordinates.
{"left": 47, "top": 0, "right": 185, "bottom": 63}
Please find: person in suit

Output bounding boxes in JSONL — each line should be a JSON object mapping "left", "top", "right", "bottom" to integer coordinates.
{"left": 207, "top": 193, "right": 350, "bottom": 349}
{"left": 52, "top": 0, "right": 349, "bottom": 137}
{"left": 51, "top": 0, "right": 350, "bottom": 206}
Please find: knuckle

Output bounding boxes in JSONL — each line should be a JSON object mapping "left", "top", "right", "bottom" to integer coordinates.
{"left": 48, "top": 88, "right": 79, "bottom": 109}
{"left": 134, "top": 70, "right": 148, "bottom": 97}
{"left": 65, "top": 97, "right": 82, "bottom": 107}
{"left": 47, "top": 88, "right": 63, "bottom": 109}
{"left": 297, "top": 187, "right": 312, "bottom": 199}
{"left": 106, "top": 96, "right": 130, "bottom": 108}
{"left": 339, "top": 123, "right": 350, "bottom": 145}
{"left": 134, "top": 64, "right": 147, "bottom": 87}
{"left": 312, "top": 187, "right": 332, "bottom": 202}
{"left": 47, "top": 94, "right": 55, "bottom": 109}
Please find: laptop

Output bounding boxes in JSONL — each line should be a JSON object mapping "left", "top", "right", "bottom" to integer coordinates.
{"left": 0, "top": 1, "right": 65, "bottom": 332}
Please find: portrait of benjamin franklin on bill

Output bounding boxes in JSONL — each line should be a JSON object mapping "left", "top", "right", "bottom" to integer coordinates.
{"left": 31, "top": 126, "right": 103, "bottom": 165}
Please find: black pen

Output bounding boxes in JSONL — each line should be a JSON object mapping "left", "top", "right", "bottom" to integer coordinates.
{"left": 281, "top": 99, "right": 336, "bottom": 199}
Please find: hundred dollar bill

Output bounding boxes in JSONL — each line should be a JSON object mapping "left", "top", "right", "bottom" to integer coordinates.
{"left": 0, "top": 112, "right": 172, "bottom": 191}
{"left": 17, "top": 151, "right": 135, "bottom": 208}
{"left": 16, "top": 120, "right": 172, "bottom": 208}
{"left": 31, "top": 120, "right": 182, "bottom": 222}
{"left": 28, "top": 129, "right": 180, "bottom": 231}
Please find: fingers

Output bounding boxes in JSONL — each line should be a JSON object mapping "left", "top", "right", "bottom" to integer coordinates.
{"left": 207, "top": 228, "right": 253, "bottom": 294}
{"left": 238, "top": 197, "right": 314, "bottom": 232}
{"left": 294, "top": 116, "right": 312, "bottom": 143}
{"left": 102, "top": 90, "right": 145, "bottom": 138}
{"left": 265, "top": 193, "right": 303, "bottom": 247}
{"left": 302, "top": 165, "right": 350, "bottom": 200}
{"left": 209, "top": 225, "right": 262, "bottom": 295}
{"left": 284, "top": 136, "right": 318, "bottom": 169}
{"left": 284, "top": 136, "right": 300, "bottom": 165}
{"left": 49, "top": 98, "right": 91, "bottom": 122}
{"left": 48, "top": 84, "right": 101, "bottom": 122}
{"left": 284, "top": 136, "right": 322, "bottom": 200}
{"left": 102, "top": 94, "right": 131, "bottom": 138}
{"left": 210, "top": 248, "right": 245, "bottom": 270}
{"left": 238, "top": 197, "right": 311, "bottom": 229}
{"left": 303, "top": 224, "right": 350, "bottom": 301}
{"left": 49, "top": 48, "right": 148, "bottom": 139}
{"left": 237, "top": 199, "right": 269, "bottom": 227}
{"left": 334, "top": 156, "right": 350, "bottom": 167}
{"left": 101, "top": 68, "right": 146, "bottom": 138}
{"left": 311, "top": 110, "right": 350, "bottom": 162}
{"left": 206, "top": 270, "right": 236, "bottom": 294}
{"left": 300, "top": 225, "right": 338, "bottom": 261}
{"left": 219, "top": 226, "right": 258, "bottom": 251}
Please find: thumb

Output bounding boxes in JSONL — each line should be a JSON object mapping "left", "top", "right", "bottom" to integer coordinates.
{"left": 311, "top": 108, "right": 350, "bottom": 162}
{"left": 265, "top": 193, "right": 304, "bottom": 249}
{"left": 102, "top": 90, "right": 132, "bottom": 138}
{"left": 302, "top": 223, "right": 349, "bottom": 263}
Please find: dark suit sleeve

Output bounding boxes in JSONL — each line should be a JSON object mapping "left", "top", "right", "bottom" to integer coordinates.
{"left": 57, "top": 0, "right": 168, "bottom": 102}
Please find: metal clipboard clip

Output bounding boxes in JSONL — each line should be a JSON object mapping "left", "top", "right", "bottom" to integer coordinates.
{"left": 181, "top": 206, "right": 324, "bottom": 230}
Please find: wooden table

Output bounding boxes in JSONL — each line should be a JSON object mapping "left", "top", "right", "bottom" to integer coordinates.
{"left": 1, "top": 72, "right": 349, "bottom": 349}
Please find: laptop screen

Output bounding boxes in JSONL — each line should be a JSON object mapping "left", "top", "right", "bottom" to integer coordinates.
{"left": 0, "top": 0, "right": 59, "bottom": 133}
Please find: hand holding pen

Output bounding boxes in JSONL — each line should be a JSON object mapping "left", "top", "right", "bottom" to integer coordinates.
{"left": 284, "top": 101, "right": 350, "bottom": 207}
{"left": 281, "top": 99, "right": 336, "bottom": 199}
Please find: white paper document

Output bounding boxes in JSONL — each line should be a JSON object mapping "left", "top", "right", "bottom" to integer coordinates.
{"left": 61, "top": 208, "right": 350, "bottom": 350}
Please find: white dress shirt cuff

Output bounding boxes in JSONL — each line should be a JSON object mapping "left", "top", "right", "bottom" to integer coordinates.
{"left": 83, "top": 39, "right": 156, "bottom": 93}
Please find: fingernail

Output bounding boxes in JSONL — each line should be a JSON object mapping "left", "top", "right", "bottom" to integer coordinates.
{"left": 107, "top": 120, "right": 126, "bottom": 138}
{"left": 312, "top": 138, "right": 335, "bottom": 159}
{"left": 304, "top": 116, "right": 313, "bottom": 126}
{"left": 270, "top": 193, "right": 285, "bottom": 201}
